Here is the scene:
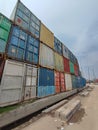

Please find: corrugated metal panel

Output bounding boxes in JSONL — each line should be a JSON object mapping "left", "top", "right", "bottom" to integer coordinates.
{"left": 54, "top": 37, "right": 62, "bottom": 55}
{"left": 7, "top": 26, "right": 27, "bottom": 60}
{"left": 26, "top": 35, "right": 40, "bottom": 64}
{"left": 55, "top": 71, "right": 60, "bottom": 93}
{"left": 63, "top": 57, "right": 70, "bottom": 73}
{"left": 65, "top": 73, "right": 72, "bottom": 91}
{"left": 71, "top": 75, "right": 77, "bottom": 89}
{"left": 60, "top": 73, "right": 66, "bottom": 92}
{"left": 39, "top": 43, "right": 54, "bottom": 69}
{"left": 24, "top": 64, "right": 37, "bottom": 100}
{"left": 37, "top": 86, "right": 55, "bottom": 97}
{"left": 0, "top": 14, "right": 11, "bottom": 53}
{"left": 40, "top": 23, "right": 54, "bottom": 48}
{"left": 69, "top": 61, "right": 74, "bottom": 74}
{"left": 38, "top": 67, "right": 54, "bottom": 86}
{"left": 38, "top": 68, "right": 55, "bottom": 97}
{"left": 0, "top": 60, "right": 25, "bottom": 106}
{"left": 54, "top": 52, "right": 64, "bottom": 71}
{"left": 62, "top": 44, "right": 69, "bottom": 58}
{"left": 74, "top": 64, "right": 79, "bottom": 76}
{"left": 10, "top": 1, "right": 41, "bottom": 38}
{"left": 55, "top": 71, "right": 66, "bottom": 93}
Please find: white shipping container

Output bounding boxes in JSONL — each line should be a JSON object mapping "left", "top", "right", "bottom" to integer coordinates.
{"left": 65, "top": 73, "right": 72, "bottom": 91}
{"left": 24, "top": 64, "right": 37, "bottom": 100}
{"left": 0, "top": 60, "right": 25, "bottom": 107}
{"left": 0, "top": 60, "right": 38, "bottom": 106}
{"left": 24, "top": 87, "right": 36, "bottom": 100}
{"left": 39, "top": 43, "right": 54, "bottom": 69}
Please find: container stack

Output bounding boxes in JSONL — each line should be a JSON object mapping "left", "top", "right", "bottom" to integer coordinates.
{"left": 0, "top": 0, "right": 86, "bottom": 107}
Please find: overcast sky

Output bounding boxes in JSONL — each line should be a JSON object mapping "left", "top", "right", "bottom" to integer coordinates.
{"left": 0, "top": 0, "right": 98, "bottom": 80}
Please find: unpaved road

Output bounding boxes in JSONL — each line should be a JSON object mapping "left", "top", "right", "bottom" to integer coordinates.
{"left": 15, "top": 84, "right": 98, "bottom": 130}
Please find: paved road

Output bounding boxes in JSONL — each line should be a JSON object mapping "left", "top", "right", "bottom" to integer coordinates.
{"left": 18, "top": 84, "right": 98, "bottom": 130}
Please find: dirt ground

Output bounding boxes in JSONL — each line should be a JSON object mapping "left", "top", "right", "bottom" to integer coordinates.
{"left": 16, "top": 84, "right": 98, "bottom": 130}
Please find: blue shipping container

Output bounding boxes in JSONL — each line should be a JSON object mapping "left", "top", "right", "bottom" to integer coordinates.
{"left": 7, "top": 26, "right": 27, "bottom": 60}
{"left": 37, "top": 86, "right": 55, "bottom": 97}
{"left": 38, "top": 68, "right": 55, "bottom": 97}
{"left": 38, "top": 68, "right": 54, "bottom": 86}
{"left": 26, "top": 35, "right": 39, "bottom": 64}
{"left": 54, "top": 37, "right": 62, "bottom": 55}
{"left": 11, "top": 1, "right": 41, "bottom": 38}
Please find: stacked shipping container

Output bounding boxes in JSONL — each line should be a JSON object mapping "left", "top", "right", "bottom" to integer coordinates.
{"left": 0, "top": 0, "right": 86, "bottom": 107}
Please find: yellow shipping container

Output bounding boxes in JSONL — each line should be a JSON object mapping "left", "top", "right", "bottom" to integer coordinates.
{"left": 54, "top": 52, "right": 64, "bottom": 71}
{"left": 40, "top": 23, "right": 54, "bottom": 48}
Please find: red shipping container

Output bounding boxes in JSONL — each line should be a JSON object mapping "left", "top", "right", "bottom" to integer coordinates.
{"left": 55, "top": 71, "right": 66, "bottom": 93}
{"left": 63, "top": 57, "right": 70, "bottom": 73}
{"left": 74, "top": 64, "right": 79, "bottom": 76}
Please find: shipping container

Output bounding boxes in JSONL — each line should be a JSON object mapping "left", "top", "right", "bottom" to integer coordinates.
{"left": 74, "top": 64, "right": 79, "bottom": 76}
{"left": 55, "top": 71, "right": 66, "bottom": 93}
{"left": 69, "top": 61, "right": 74, "bottom": 74}
{"left": 24, "top": 64, "right": 37, "bottom": 100}
{"left": 54, "top": 52, "right": 64, "bottom": 71}
{"left": 71, "top": 75, "right": 77, "bottom": 89}
{"left": 62, "top": 44, "right": 69, "bottom": 59}
{"left": 10, "top": 1, "right": 41, "bottom": 38}
{"left": 40, "top": 23, "right": 54, "bottom": 49}
{"left": 39, "top": 43, "right": 54, "bottom": 69}
{"left": 65, "top": 73, "right": 72, "bottom": 91}
{"left": 38, "top": 67, "right": 55, "bottom": 97}
{"left": 0, "top": 60, "right": 25, "bottom": 106}
{"left": 54, "top": 36, "right": 62, "bottom": 55}
{"left": 7, "top": 25, "right": 27, "bottom": 60}
{"left": 0, "top": 13, "right": 11, "bottom": 53}
{"left": 63, "top": 57, "right": 70, "bottom": 73}
{"left": 26, "top": 35, "right": 40, "bottom": 64}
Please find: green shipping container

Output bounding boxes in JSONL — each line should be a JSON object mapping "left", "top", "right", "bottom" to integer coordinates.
{"left": 0, "top": 14, "right": 11, "bottom": 53}
{"left": 69, "top": 61, "right": 74, "bottom": 74}
{"left": 0, "top": 14, "right": 11, "bottom": 32}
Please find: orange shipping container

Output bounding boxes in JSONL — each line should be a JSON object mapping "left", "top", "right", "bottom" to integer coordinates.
{"left": 55, "top": 71, "right": 66, "bottom": 93}
{"left": 40, "top": 23, "right": 54, "bottom": 48}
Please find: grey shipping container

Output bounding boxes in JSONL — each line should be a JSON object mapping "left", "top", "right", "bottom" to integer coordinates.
{"left": 10, "top": 0, "right": 41, "bottom": 38}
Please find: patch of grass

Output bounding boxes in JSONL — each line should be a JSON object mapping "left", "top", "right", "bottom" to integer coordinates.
{"left": 0, "top": 104, "right": 20, "bottom": 114}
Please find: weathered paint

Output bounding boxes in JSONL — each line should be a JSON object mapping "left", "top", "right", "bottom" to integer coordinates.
{"left": 38, "top": 68, "right": 55, "bottom": 97}
{"left": 55, "top": 71, "right": 66, "bottom": 93}
{"left": 65, "top": 73, "right": 72, "bottom": 91}
{"left": 40, "top": 23, "right": 54, "bottom": 48}
{"left": 39, "top": 43, "right": 54, "bottom": 69}
{"left": 37, "top": 86, "right": 55, "bottom": 97}
{"left": 54, "top": 52, "right": 64, "bottom": 71}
